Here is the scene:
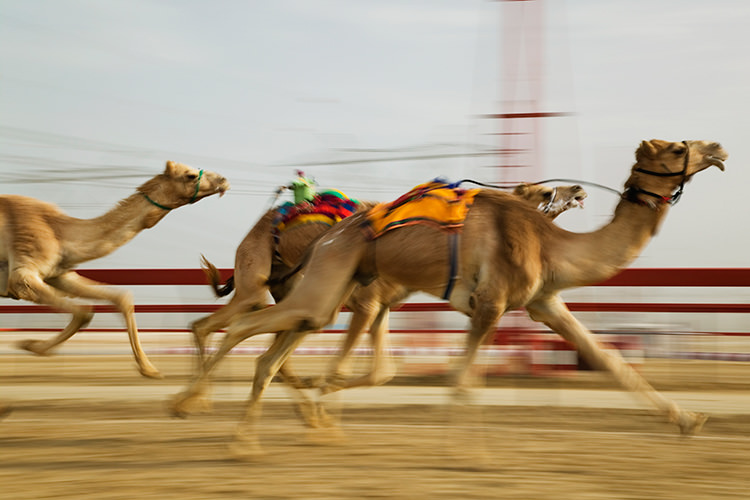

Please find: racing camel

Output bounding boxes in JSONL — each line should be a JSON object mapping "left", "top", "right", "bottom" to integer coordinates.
{"left": 0, "top": 161, "right": 230, "bottom": 383}
{"left": 173, "top": 139, "right": 725, "bottom": 456}
{"left": 194, "top": 183, "right": 586, "bottom": 412}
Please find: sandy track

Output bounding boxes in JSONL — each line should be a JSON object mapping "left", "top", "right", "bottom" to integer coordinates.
{"left": 1, "top": 354, "right": 749, "bottom": 499}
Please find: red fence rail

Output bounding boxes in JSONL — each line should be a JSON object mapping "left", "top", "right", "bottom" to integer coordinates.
{"left": 2, "top": 268, "right": 749, "bottom": 324}
{"left": 61, "top": 267, "right": 749, "bottom": 287}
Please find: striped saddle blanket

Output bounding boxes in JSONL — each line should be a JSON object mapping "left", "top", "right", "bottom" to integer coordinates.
{"left": 273, "top": 190, "right": 359, "bottom": 232}
{"left": 363, "top": 180, "right": 480, "bottom": 239}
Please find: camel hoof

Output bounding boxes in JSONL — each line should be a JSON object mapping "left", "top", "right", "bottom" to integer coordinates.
{"left": 228, "top": 439, "right": 265, "bottom": 461}
{"left": 315, "top": 405, "right": 339, "bottom": 428}
{"left": 318, "top": 381, "right": 343, "bottom": 396}
{"left": 318, "top": 372, "right": 349, "bottom": 395}
{"left": 230, "top": 426, "right": 265, "bottom": 460}
{"left": 451, "top": 387, "right": 474, "bottom": 406}
{"left": 138, "top": 365, "right": 163, "bottom": 380}
{"left": 304, "top": 425, "right": 347, "bottom": 446}
{"left": 677, "top": 411, "right": 708, "bottom": 436}
{"left": 168, "top": 392, "right": 211, "bottom": 418}
{"left": 296, "top": 401, "right": 321, "bottom": 428}
{"left": 17, "top": 339, "right": 50, "bottom": 356}
{"left": 0, "top": 405, "right": 12, "bottom": 420}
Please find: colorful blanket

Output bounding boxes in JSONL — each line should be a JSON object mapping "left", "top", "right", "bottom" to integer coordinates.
{"left": 363, "top": 180, "right": 480, "bottom": 239}
{"left": 273, "top": 189, "right": 359, "bottom": 233}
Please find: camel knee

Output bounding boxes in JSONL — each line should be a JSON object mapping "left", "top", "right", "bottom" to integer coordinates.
{"left": 190, "top": 316, "right": 212, "bottom": 340}
{"left": 526, "top": 303, "right": 552, "bottom": 324}
{"left": 111, "top": 290, "right": 135, "bottom": 316}
{"left": 0, "top": 265, "right": 9, "bottom": 297}
{"left": 294, "top": 314, "right": 331, "bottom": 334}
{"left": 368, "top": 362, "right": 396, "bottom": 386}
{"left": 77, "top": 308, "right": 95, "bottom": 329}
{"left": 7, "top": 273, "right": 40, "bottom": 302}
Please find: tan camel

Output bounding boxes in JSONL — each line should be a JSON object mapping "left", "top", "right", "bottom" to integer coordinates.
{"left": 309, "top": 182, "right": 586, "bottom": 396}
{"left": 0, "top": 161, "right": 230, "bottom": 382}
{"left": 194, "top": 183, "right": 586, "bottom": 407}
{"left": 172, "top": 139, "right": 726, "bottom": 455}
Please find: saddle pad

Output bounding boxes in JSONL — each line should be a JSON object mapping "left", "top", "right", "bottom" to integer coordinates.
{"left": 274, "top": 190, "right": 359, "bottom": 232}
{"left": 364, "top": 180, "right": 480, "bottom": 238}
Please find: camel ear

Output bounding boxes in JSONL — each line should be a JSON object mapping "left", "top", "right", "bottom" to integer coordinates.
{"left": 165, "top": 161, "right": 177, "bottom": 176}
{"left": 513, "top": 183, "right": 529, "bottom": 196}
{"left": 637, "top": 140, "right": 659, "bottom": 160}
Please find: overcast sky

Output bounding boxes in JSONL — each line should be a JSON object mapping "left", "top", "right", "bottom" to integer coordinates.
{"left": 1, "top": 0, "right": 748, "bottom": 270}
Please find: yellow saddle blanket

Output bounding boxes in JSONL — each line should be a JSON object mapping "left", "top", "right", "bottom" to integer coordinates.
{"left": 364, "top": 180, "right": 480, "bottom": 238}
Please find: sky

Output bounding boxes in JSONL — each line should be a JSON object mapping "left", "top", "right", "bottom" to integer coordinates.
{"left": 1, "top": 0, "right": 749, "bottom": 271}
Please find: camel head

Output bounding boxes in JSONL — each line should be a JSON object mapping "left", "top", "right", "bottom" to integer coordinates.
{"left": 513, "top": 183, "right": 587, "bottom": 219}
{"left": 626, "top": 140, "right": 727, "bottom": 207}
{"left": 139, "top": 161, "right": 230, "bottom": 210}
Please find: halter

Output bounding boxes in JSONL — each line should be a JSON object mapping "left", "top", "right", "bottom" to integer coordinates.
{"left": 539, "top": 186, "right": 557, "bottom": 214}
{"left": 142, "top": 169, "right": 204, "bottom": 211}
{"left": 623, "top": 141, "right": 689, "bottom": 206}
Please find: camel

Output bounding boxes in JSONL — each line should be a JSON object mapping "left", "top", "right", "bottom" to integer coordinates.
{"left": 0, "top": 161, "right": 230, "bottom": 382}
{"left": 193, "top": 183, "right": 586, "bottom": 411}
{"left": 171, "top": 139, "right": 726, "bottom": 455}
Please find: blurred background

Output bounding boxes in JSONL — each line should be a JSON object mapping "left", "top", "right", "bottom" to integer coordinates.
{"left": 1, "top": 0, "right": 748, "bottom": 354}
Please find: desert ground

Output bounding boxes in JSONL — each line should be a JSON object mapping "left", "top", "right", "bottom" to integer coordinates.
{"left": 1, "top": 339, "right": 749, "bottom": 500}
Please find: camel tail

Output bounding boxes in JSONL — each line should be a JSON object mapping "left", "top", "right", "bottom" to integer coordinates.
{"left": 200, "top": 254, "right": 235, "bottom": 298}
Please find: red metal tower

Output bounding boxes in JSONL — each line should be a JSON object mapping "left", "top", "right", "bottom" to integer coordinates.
{"left": 484, "top": 0, "right": 572, "bottom": 184}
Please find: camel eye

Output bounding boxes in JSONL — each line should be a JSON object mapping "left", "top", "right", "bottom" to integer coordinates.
{"left": 542, "top": 192, "right": 552, "bottom": 199}
{"left": 672, "top": 147, "right": 686, "bottom": 156}
{"left": 185, "top": 173, "right": 198, "bottom": 181}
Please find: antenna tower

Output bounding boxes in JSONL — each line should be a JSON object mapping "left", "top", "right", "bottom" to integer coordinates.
{"left": 484, "top": 0, "right": 572, "bottom": 183}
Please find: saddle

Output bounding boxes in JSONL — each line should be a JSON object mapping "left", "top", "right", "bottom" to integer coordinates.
{"left": 273, "top": 189, "right": 359, "bottom": 233}
{"left": 362, "top": 179, "right": 480, "bottom": 239}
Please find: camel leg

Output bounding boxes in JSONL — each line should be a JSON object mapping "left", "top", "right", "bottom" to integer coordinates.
{"left": 13, "top": 273, "right": 94, "bottom": 357}
{"left": 321, "top": 306, "right": 396, "bottom": 394}
{"left": 452, "top": 297, "right": 504, "bottom": 396}
{"left": 318, "top": 306, "right": 375, "bottom": 391}
{"left": 46, "top": 272, "right": 161, "bottom": 379}
{"left": 272, "top": 353, "right": 327, "bottom": 428}
{"left": 190, "top": 294, "right": 266, "bottom": 364}
{"left": 526, "top": 295, "right": 706, "bottom": 435}
{"left": 231, "top": 330, "right": 310, "bottom": 459}
{"left": 171, "top": 272, "right": 359, "bottom": 420}
{"left": 193, "top": 311, "right": 321, "bottom": 426}
{"left": 171, "top": 292, "right": 343, "bottom": 418}
{"left": 173, "top": 228, "right": 366, "bottom": 419}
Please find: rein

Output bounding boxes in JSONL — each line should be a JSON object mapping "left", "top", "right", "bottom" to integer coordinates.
{"left": 458, "top": 140, "right": 691, "bottom": 207}
{"left": 142, "top": 169, "right": 204, "bottom": 211}
{"left": 457, "top": 178, "right": 621, "bottom": 197}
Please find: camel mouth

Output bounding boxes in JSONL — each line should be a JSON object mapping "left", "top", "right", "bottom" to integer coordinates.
{"left": 214, "top": 180, "right": 231, "bottom": 198}
{"left": 706, "top": 155, "right": 726, "bottom": 171}
{"left": 567, "top": 192, "right": 587, "bottom": 209}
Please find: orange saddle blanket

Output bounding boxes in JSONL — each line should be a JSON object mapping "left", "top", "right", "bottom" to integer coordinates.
{"left": 364, "top": 180, "right": 480, "bottom": 238}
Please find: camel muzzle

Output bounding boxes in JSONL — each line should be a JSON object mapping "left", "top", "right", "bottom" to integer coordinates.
{"left": 706, "top": 156, "right": 726, "bottom": 171}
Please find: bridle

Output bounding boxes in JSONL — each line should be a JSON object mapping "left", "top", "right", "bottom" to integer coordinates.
{"left": 539, "top": 186, "right": 558, "bottom": 214}
{"left": 624, "top": 141, "right": 690, "bottom": 206}
{"left": 142, "top": 169, "right": 204, "bottom": 211}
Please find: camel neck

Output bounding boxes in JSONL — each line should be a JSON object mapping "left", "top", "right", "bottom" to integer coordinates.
{"left": 60, "top": 192, "right": 171, "bottom": 265}
{"left": 551, "top": 198, "right": 668, "bottom": 288}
